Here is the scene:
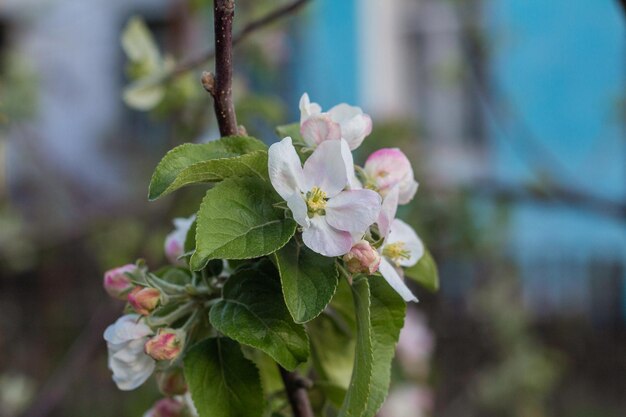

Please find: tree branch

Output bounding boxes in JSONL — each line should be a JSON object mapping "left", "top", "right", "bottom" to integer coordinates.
{"left": 618, "top": 0, "right": 626, "bottom": 17}
{"left": 208, "top": 0, "right": 238, "bottom": 136}
{"left": 278, "top": 366, "right": 315, "bottom": 417}
{"left": 206, "top": 2, "right": 315, "bottom": 415}
{"left": 173, "top": 0, "right": 311, "bottom": 78}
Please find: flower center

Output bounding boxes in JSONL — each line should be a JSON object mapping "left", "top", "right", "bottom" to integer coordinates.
{"left": 306, "top": 186, "right": 328, "bottom": 214}
{"left": 382, "top": 242, "right": 410, "bottom": 264}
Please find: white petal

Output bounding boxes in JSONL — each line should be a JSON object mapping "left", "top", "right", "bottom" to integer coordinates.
{"left": 302, "top": 215, "right": 353, "bottom": 257}
{"left": 378, "top": 258, "right": 418, "bottom": 302}
{"left": 300, "top": 115, "right": 342, "bottom": 147}
{"left": 387, "top": 219, "right": 424, "bottom": 267}
{"left": 325, "top": 189, "right": 381, "bottom": 233}
{"left": 340, "top": 140, "right": 362, "bottom": 189}
{"left": 398, "top": 179, "right": 419, "bottom": 205}
{"left": 268, "top": 137, "right": 305, "bottom": 201}
{"left": 377, "top": 186, "right": 399, "bottom": 239}
{"left": 104, "top": 315, "right": 151, "bottom": 344}
{"left": 299, "top": 93, "right": 322, "bottom": 123}
{"left": 328, "top": 104, "right": 372, "bottom": 150}
{"left": 286, "top": 193, "right": 310, "bottom": 228}
{"left": 302, "top": 139, "right": 348, "bottom": 197}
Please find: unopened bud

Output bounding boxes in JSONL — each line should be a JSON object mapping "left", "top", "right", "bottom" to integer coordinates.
{"left": 128, "top": 287, "right": 161, "bottom": 315}
{"left": 103, "top": 264, "right": 136, "bottom": 300}
{"left": 156, "top": 368, "right": 187, "bottom": 396}
{"left": 144, "top": 397, "right": 185, "bottom": 417}
{"left": 145, "top": 328, "right": 185, "bottom": 361}
{"left": 343, "top": 240, "right": 381, "bottom": 275}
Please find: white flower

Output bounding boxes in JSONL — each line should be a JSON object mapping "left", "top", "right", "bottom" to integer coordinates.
{"left": 164, "top": 215, "right": 195, "bottom": 265}
{"left": 299, "top": 93, "right": 372, "bottom": 151}
{"left": 104, "top": 314, "right": 155, "bottom": 391}
{"left": 364, "top": 148, "right": 418, "bottom": 204}
{"left": 268, "top": 137, "right": 381, "bottom": 257}
{"left": 376, "top": 187, "right": 423, "bottom": 302}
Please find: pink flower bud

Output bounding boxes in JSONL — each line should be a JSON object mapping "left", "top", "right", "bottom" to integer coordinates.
{"left": 364, "top": 148, "right": 419, "bottom": 205}
{"left": 103, "top": 264, "right": 136, "bottom": 300}
{"left": 145, "top": 328, "right": 185, "bottom": 361}
{"left": 164, "top": 216, "right": 195, "bottom": 265}
{"left": 128, "top": 287, "right": 161, "bottom": 316}
{"left": 144, "top": 397, "right": 185, "bottom": 417}
{"left": 343, "top": 240, "right": 381, "bottom": 275}
{"left": 156, "top": 368, "right": 187, "bottom": 396}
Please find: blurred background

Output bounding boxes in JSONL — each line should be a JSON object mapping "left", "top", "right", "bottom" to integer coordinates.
{"left": 0, "top": 0, "right": 625, "bottom": 416}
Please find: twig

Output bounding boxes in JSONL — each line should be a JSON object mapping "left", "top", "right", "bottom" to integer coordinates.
{"left": 172, "top": 0, "right": 311, "bottom": 78}
{"left": 619, "top": 0, "right": 626, "bottom": 16}
{"left": 278, "top": 366, "right": 315, "bottom": 417}
{"left": 206, "top": 0, "right": 238, "bottom": 136}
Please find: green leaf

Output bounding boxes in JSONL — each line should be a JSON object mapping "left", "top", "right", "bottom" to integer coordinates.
{"left": 404, "top": 249, "right": 439, "bottom": 292}
{"left": 184, "top": 337, "right": 264, "bottom": 417}
{"left": 362, "top": 277, "right": 406, "bottom": 416}
{"left": 209, "top": 261, "right": 309, "bottom": 371}
{"left": 190, "top": 177, "right": 296, "bottom": 270}
{"left": 275, "top": 122, "right": 304, "bottom": 145}
{"left": 338, "top": 277, "right": 373, "bottom": 417}
{"left": 149, "top": 136, "right": 267, "bottom": 200}
{"left": 308, "top": 313, "right": 355, "bottom": 407}
{"left": 337, "top": 276, "right": 406, "bottom": 417}
{"left": 121, "top": 17, "right": 161, "bottom": 71}
{"left": 123, "top": 77, "right": 166, "bottom": 110}
{"left": 274, "top": 239, "right": 338, "bottom": 323}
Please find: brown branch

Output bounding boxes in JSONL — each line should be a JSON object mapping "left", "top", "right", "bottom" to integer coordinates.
{"left": 208, "top": 0, "right": 238, "bottom": 136}
{"left": 278, "top": 366, "right": 315, "bottom": 417}
{"left": 172, "top": 0, "right": 311, "bottom": 78}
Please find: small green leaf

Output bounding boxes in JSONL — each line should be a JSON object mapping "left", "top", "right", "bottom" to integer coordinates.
{"left": 149, "top": 136, "right": 267, "bottom": 200}
{"left": 337, "top": 276, "right": 406, "bottom": 417}
{"left": 123, "top": 77, "right": 166, "bottom": 110}
{"left": 338, "top": 277, "right": 373, "bottom": 417}
{"left": 362, "top": 277, "right": 406, "bottom": 416}
{"left": 274, "top": 239, "right": 338, "bottom": 323}
{"left": 209, "top": 261, "right": 309, "bottom": 371}
{"left": 404, "top": 249, "right": 439, "bottom": 292}
{"left": 184, "top": 337, "right": 264, "bottom": 417}
{"left": 190, "top": 177, "right": 296, "bottom": 270}
{"left": 121, "top": 17, "right": 161, "bottom": 72}
{"left": 275, "top": 122, "right": 304, "bottom": 145}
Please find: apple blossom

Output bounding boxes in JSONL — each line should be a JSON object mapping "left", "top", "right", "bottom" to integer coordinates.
{"left": 103, "top": 264, "right": 136, "bottom": 300}
{"left": 298, "top": 93, "right": 372, "bottom": 151}
{"left": 104, "top": 314, "right": 155, "bottom": 391}
{"left": 364, "top": 148, "right": 418, "bottom": 204}
{"left": 396, "top": 309, "right": 434, "bottom": 378}
{"left": 145, "top": 328, "right": 185, "bottom": 361}
{"left": 128, "top": 287, "right": 161, "bottom": 316}
{"left": 343, "top": 240, "right": 381, "bottom": 275}
{"left": 165, "top": 215, "right": 195, "bottom": 265}
{"left": 375, "top": 188, "right": 423, "bottom": 302}
{"left": 268, "top": 137, "right": 381, "bottom": 257}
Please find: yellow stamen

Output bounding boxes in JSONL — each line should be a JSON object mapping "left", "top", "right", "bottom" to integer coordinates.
{"left": 306, "top": 187, "right": 328, "bottom": 214}
{"left": 382, "top": 242, "right": 411, "bottom": 263}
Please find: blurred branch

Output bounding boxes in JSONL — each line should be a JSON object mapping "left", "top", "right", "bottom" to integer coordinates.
{"left": 171, "top": 0, "right": 311, "bottom": 79}
{"left": 278, "top": 366, "right": 314, "bottom": 417}
{"left": 20, "top": 301, "right": 120, "bottom": 417}
{"left": 470, "top": 180, "right": 626, "bottom": 221}
{"left": 619, "top": 0, "right": 626, "bottom": 16}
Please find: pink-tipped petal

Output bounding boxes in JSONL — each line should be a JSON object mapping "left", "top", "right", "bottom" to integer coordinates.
{"left": 302, "top": 216, "right": 353, "bottom": 257}
{"left": 378, "top": 258, "right": 418, "bottom": 302}
{"left": 300, "top": 115, "right": 342, "bottom": 147}
{"left": 365, "top": 148, "right": 417, "bottom": 203}
{"left": 328, "top": 104, "right": 372, "bottom": 150}
{"left": 268, "top": 137, "right": 305, "bottom": 201}
{"left": 302, "top": 139, "right": 348, "bottom": 197}
{"left": 299, "top": 93, "right": 322, "bottom": 123}
{"left": 325, "top": 189, "right": 381, "bottom": 233}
